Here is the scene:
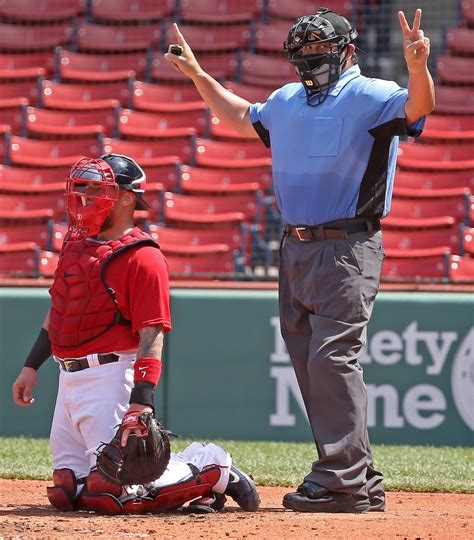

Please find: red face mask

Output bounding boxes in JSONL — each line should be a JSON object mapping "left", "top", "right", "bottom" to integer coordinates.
{"left": 66, "top": 157, "right": 119, "bottom": 239}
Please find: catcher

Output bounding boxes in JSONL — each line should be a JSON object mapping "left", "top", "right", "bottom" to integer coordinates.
{"left": 12, "top": 154, "right": 260, "bottom": 515}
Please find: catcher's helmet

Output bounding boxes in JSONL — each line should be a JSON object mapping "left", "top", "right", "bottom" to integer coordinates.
{"left": 100, "top": 153, "right": 150, "bottom": 211}
{"left": 284, "top": 7, "right": 358, "bottom": 104}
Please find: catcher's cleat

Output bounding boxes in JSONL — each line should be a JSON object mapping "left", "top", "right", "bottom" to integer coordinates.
{"left": 186, "top": 492, "right": 226, "bottom": 514}
{"left": 224, "top": 464, "right": 260, "bottom": 512}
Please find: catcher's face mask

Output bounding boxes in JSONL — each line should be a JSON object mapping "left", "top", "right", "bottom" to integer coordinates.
{"left": 66, "top": 157, "right": 119, "bottom": 239}
{"left": 284, "top": 8, "right": 358, "bottom": 106}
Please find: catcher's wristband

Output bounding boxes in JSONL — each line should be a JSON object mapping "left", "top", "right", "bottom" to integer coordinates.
{"left": 24, "top": 328, "right": 52, "bottom": 371}
{"left": 130, "top": 357, "right": 162, "bottom": 407}
{"left": 133, "top": 357, "right": 162, "bottom": 386}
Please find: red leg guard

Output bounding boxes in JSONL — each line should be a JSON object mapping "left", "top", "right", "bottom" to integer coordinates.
{"left": 46, "top": 468, "right": 79, "bottom": 511}
{"left": 86, "top": 469, "right": 122, "bottom": 497}
{"left": 79, "top": 493, "right": 124, "bottom": 515}
{"left": 122, "top": 466, "right": 223, "bottom": 514}
{"left": 75, "top": 468, "right": 124, "bottom": 514}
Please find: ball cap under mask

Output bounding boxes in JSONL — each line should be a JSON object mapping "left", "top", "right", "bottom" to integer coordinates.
{"left": 284, "top": 7, "right": 358, "bottom": 105}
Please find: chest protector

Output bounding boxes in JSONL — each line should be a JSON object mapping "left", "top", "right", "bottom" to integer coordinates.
{"left": 49, "top": 227, "right": 158, "bottom": 350}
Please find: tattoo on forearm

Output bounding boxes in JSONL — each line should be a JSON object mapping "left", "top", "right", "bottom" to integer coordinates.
{"left": 137, "top": 326, "right": 164, "bottom": 359}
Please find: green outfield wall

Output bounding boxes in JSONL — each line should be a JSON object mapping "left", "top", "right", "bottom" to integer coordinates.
{"left": 1, "top": 288, "right": 473, "bottom": 446}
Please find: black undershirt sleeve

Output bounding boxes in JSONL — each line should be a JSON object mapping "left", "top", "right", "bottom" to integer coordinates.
{"left": 23, "top": 328, "right": 52, "bottom": 370}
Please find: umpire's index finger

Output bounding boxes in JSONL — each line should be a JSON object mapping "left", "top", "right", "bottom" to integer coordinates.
{"left": 398, "top": 11, "right": 411, "bottom": 36}
{"left": 173, "top": 23, "right": 187, "bottom": 46}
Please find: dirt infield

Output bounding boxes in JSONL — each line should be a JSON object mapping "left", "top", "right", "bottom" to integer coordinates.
{"left": 0, "top": 480, "right": 472, "bottom": 539}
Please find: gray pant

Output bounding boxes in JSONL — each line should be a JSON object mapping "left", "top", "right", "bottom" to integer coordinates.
{"left": 279, "top": 228, "right": 385, "bottom": 507}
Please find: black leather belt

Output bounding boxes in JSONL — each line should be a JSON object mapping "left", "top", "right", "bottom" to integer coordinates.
{"left": 285, "top": 219, "right": 381, "bottom": 242}
{"left": 56, "top": 353, "right": 120, "bottom": 372}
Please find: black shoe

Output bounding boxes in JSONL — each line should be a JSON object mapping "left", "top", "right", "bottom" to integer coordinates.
{"left": 186, "top": 493, "right": 226, "bottom": 514}
{"left": 283, "top": 481, "right": 370, "bottom": 514}
{"left": 225, "top": 464, "right": 260, "bottom": 511}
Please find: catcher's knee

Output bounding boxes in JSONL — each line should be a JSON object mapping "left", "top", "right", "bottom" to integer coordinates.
{"left": 47, "top": 468, "right": 84, "bottom": 511}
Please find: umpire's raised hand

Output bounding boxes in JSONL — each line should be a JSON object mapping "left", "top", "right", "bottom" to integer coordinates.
{"left": 398, "top": 8, "right": 431, "bottom": 70}
{"left": 164, "top": 23, "right": 204, "bottom": 79}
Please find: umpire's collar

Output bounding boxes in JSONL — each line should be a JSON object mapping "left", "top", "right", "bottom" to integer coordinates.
{"left": 298, "top": 65, "right": 361, "bottom": 99}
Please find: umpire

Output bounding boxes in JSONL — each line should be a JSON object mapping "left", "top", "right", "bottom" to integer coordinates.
{"left": 166, "top": 7, "right": 434, "bottom": 513}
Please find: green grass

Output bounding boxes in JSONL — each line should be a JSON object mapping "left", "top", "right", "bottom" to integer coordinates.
{"left": 1, "top": 437, "right": 473, "bottom": 493}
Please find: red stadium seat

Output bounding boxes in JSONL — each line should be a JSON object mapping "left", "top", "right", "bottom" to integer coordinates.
{"left": 382, "top": 225, "right": 460, "bottom": 254}
{"left": 134, "top": 160, "right": 180, "bottom": 192}
{"left": 389, "top": 192, "right": 470, "bottom": 224}
{"left": 0, "top": 242, "right": 40, "bottom": 277}
{"left": 0, "top": 241, "right": 58, "bottom": 278}
{"left": 224, "top": 81, "right": 272, "bottom": 103}
{"left": 8, "top": 136, "right": 101, "bottom": 167}
{"left": 179, "top": 0, "right": 262, "bottom": 24}
{"left": 132, "top": 81, "right": 204, "bottom": 113}
{"left": 76, "top": 23, "right": 161, "bottom": 53}
{"left": 57, "top": 49, "right": 148, "bottom": 83}
{"left": 462, "top": 226, "right": 474, "bottom": 256}
{"left": 51, "top": 222, "right": 67, "bottom": 252}
{"left": 180, "top": 164, "right": 271, "bottom": 194}
{"left": 0, "top": 0, "right": 84, "bottom": 23}
{"left": 103, "top": 138, "right": 194, "bottom": 166}
{"left": 0, "top": 79, "right": 41, "bottom": 104}
{"left": 0, "top": 51, "right": 55, "bottom": 77}
{"left": 91, "top": 0, "right": 174, "bottom": 24}
{"left": 165, "top": 251, "right": 237, "bottom": 277}
{"left": 436, "top": 55, "right": 474, "bottom": 85}
{"left": 445, "top": 27, "right": 474, "bottom": 56}
{"left": 41, "top": 80, "right": 127, "bottom": 109}
{"left": 267, "top": 0, "right": 352, "bottom": 20}
{"left": 421, "top": 115, "right": 474, "bottom": 143}
{"left": 0, "top": 182, "right": 67, "bottom": 218}
{"left": 462, "top": 0, "right": 474, "bottom": 25}
{"left": 448, "top": 255, "right": 474, "bottom": 282}
{"left": 0, "top": 124, "right": 9, "bottom": 162}
{"left": 394, "top": 170, "right": 474, "bottom": 191}
{"left": 393, "top": 187, "right": 471, "bottom": 199}
{"left": 163, "top": 192, "right": 261, "bottom": 227}
{"left": 240, "top": 52, "right": 298, "bottom": 86}
{"left": 0, "top": 23, "right": 73, "bottom": 51}
{"left": 434, "top": 87, "right": 474, "bottom": 115}
{"left": 382, "top": 252, "right": 449, "bottom": 281}
{"left": 164, "top": 23, "right": 250, "bottom": 53}
{"left": 151, "top": 52, "right": 238, "bottom": 82}
{"left": 209, "top": 115, "right": 257, "bottom": 141}
{"left": 119, "top": 109, "right": 206, "bottom": 138}
{"left": 0, "top": 98, "right": 27, "bottom": 135}
{"left": 0, "top": 164, "right": 69, "bottom": 185}
{"left": 382, "top": 215, "right": 456, "bottom": 231}
{"left": 149, "top": 223, "right": 245, "bottom": 255}
{"left": 0, "top": 214, "right": 53, "bottom": 251}
{"left": 253, "top": 21, "right": 292, "bottom": 54}
{"left": 26, "top": 107, "right": 113, "bottom": 138}
{"left": 194, "top": 138, "right": 271, "bottom": 168}
{"left": 397, "top": 142, "right": 474, "bottom": 171}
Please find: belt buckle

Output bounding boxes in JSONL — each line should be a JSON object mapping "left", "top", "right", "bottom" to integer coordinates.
{"left": 295, "top": 227, "right": 311, "bottom": 242}
{"left": 62, "top": 360, "right": 77, "bottom": 372}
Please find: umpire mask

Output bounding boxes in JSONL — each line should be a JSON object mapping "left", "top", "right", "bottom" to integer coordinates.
{"left": 284, "top": 7, "right": 358, "bottom": 106}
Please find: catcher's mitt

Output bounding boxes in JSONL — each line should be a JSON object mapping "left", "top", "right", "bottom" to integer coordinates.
{"left": 96, "top": 411, "right": 171, "bottom": 486}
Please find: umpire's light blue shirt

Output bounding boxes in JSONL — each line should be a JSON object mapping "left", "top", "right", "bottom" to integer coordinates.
{"left": 249, "top": 65, "right": 425, "bottom": 226}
